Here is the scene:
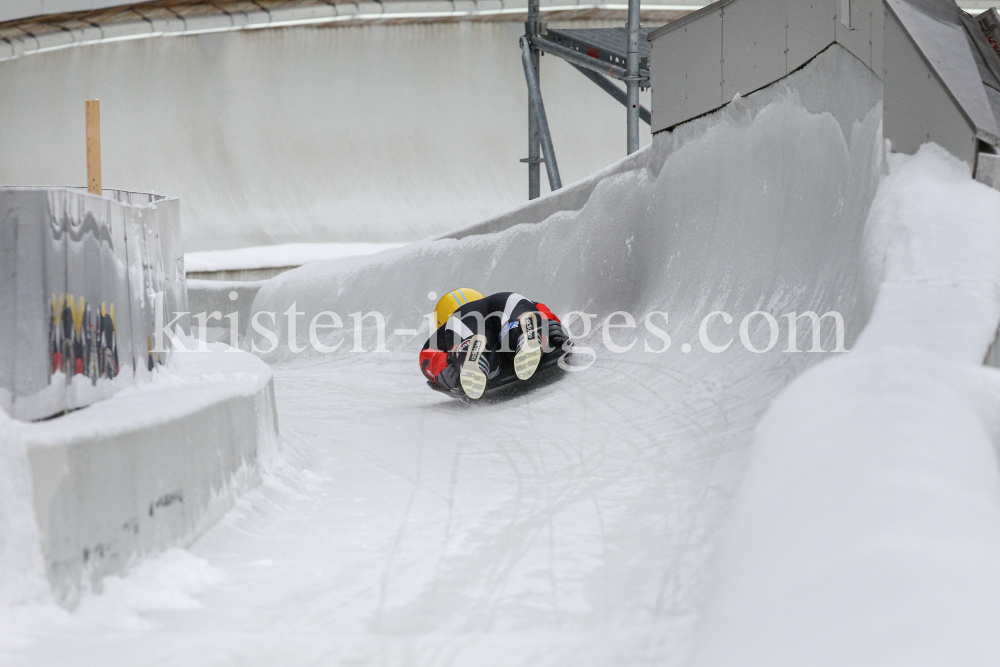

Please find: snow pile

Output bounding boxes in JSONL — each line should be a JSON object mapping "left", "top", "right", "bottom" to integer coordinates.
{"left": 185, "top": 242, "right": 407, "bottom": 273}
{"left": 692, "top": 145, "right": 1000, "bottom": 666}
{"left": 74, "top": 548, "right": 225, "bottom": 631}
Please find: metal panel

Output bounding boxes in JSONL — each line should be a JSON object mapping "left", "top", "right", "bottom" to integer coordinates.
{"left": 125, "top": 205, "right": 160, "bottom": 381}
{"left": 884, "top": 10, "right": 977, "bottom": 166}
{"left": 836, "top": 0, "right": 874, "bottom": 67}
{"left": 154, "top": 197, "right": 189, "bottom": 333}
{"left": 0, "top": 187, "right": 185, "bottom": 421}
{"left": 13, "top": 191, "right": 63, "bottom": 421}
{"left": 788, "top": 0, "right": 837, "bottom": 72}
{"left": 650, "top": 7, "right": 723, "bottom": 132}
{"left": 721, "top": 0, "right": 787, "bottom": 100}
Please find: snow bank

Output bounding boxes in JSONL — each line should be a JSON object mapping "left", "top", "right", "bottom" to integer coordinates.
{"left": 185, "top": 242, "right": 407, "bottom": 273}
{"left": 691, "top": 145, "right": 1000, "bottom": 666}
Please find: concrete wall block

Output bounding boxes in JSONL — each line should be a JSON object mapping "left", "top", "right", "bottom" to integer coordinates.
{"left": 650, "top": 7, "right": 723, "bottom": 132}
{"left": 721, "top": 0, "right": 788, "bottom": 99}
{"left": 883, "top": 10, "right": 977, "bottom": 166}
{"left": 26, "top": 372, "right": 278, "bottom": 607}
{"left": 787, "top": 0, "right": 837, "bottom": 72}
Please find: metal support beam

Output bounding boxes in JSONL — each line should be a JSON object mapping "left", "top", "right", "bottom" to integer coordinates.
{"left": 530, "top": 34, "right": 649, "bottom": 84}
{"left": 625, "top": 0, "right": 641, "bottom": 154}
{"left": 570, "top": 63, "right": 651, "bottom": 125}
{"left": 520, "top": 35, "right": 562, "bottom": 194}
{"left": 523, "top": 0, "right": 542, "bottom": 200}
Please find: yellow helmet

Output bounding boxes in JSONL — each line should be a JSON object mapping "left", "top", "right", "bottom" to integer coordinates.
{"left": 435, "top": 288, "right": 484, "bottom": 328}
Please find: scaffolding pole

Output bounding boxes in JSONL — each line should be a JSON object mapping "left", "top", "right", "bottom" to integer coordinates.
{"left": 626, "top": 0, "right": 641, "bottom": 154}
{"left": 523, "top": 0, "right": 542, "bottom": 199}
{"left": 520, "top": 35, "right": 561, "bottom": 195}
{"left": 570, "top": 63, "right": 651, "bottom": 125}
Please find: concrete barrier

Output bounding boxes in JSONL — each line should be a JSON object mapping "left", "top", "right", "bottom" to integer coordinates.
{"left": 20, "top": 342, "right": 278, "bottom": 608}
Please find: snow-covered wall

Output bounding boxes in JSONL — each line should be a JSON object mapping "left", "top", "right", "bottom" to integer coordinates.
{"left": 690, "top": 145, "right": 1000, "bottom": 667}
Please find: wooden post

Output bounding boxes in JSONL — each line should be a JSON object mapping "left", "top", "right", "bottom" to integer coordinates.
{"left": 85, "top": 99, "right": 101, "bottom": 196}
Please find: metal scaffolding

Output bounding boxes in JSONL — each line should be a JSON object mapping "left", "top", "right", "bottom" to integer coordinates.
{"left": 520, "top": 0, "right": 651, "bottom": 199}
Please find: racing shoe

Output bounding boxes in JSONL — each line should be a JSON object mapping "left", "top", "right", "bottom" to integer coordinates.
{"left": 513, "top": 312, "right": 542, "bottom": 381}
{"left": 459, "top": 334, "right": 489, "bottom": 400}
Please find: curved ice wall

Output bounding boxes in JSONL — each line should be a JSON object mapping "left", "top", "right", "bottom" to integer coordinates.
{"left": 241, "top": 44, "right": 882, "bottom": 662}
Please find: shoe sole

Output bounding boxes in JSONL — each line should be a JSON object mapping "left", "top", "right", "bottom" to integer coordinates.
{"left": 460, "top": 334, "right": 488, "bottom": 400}
{"left": 514, "top": 312, "right": 542, "bottom": 381}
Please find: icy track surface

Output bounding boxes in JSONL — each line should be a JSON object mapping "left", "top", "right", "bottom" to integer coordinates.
{"left": 8, "top": 46, "right": 1000, "bottom": 665}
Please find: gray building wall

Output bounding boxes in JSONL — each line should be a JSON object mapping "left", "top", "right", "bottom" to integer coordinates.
{"left": 883, "top": 8, "right": 978, "bottom": 165}
{"left": 649, "top": 0, "right": 885, "bottom": 133}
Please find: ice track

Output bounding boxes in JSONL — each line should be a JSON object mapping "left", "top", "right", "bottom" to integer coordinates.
{"left": 20, "top": 352, "right": 781, "bottom": 666}
{"left": 9, "top": 45, "right": 899, "bottom": 665}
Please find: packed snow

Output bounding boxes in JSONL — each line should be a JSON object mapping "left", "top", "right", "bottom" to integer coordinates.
{"left": 185, "top": 242, "right": 408, "bottom": 274}
{"left": 3, "top": 42, "right": 1000, "bottom": 667}
{"left": 691, "top": 144, "right": 1000, "bottom": 666}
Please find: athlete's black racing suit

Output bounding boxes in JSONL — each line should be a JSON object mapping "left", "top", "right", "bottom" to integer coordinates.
{"left": 419, "top": 292, "right": 569, "bottom": 392}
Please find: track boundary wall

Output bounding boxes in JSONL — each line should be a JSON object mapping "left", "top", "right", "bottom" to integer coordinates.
{"left": 22, "top": 348, "right": 279, "bottom": 607}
